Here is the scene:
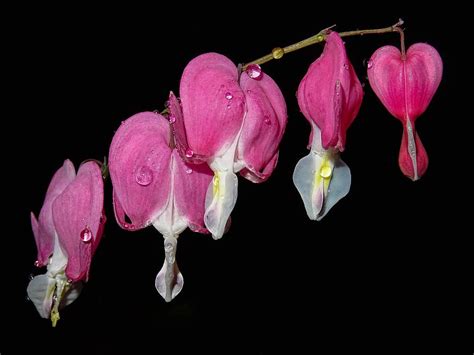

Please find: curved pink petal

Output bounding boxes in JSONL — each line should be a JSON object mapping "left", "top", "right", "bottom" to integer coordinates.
{"left": 173, "top": 151, "right": 213, "bottom": 234}
{"left": 32, "top": 159, "right": 76, "bottom": 266}
{"left": 52, "top": 161, "right": 104, "bottom": 282}
{"left": 367, "top": 44, "right": 443, "bottom": 122}
{"left": 399, "top": 124, "right": 429, "bottom": 179}
{"left": 109, "top": 112, "right": 172, "bottom": 230}
{"left": 237, "top": 72, "right": 287, "bottom": 183}
{"left": 297, "top": 32, "right": 363, "bottom": 151}
{"left": 179, "top": 53, "right": 245, "bottom": 160}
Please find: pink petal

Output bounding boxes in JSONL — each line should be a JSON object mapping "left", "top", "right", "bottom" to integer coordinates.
{"left": 173, "top": 150, "right": 213, "bottom": 234}
{"left": 52, "top": 161, "right": 104, "bottom": 282}
{"left": 399, "top": 124, "right": 429, "bottom": 180}
{"left": 109, "top": 112, "right": 172, "bottom": 230}
{"left": 168, "top": 91, "right": 206, "bottom": 164}
{"left": 32, "top": 159, "right": 76, "bottom": 266}
{"left": 297, "top": 32, "right": 363, "bottom": 151}
{"left": 367, "top": 44, "right": 443, "bottom": 122}
{"left": 237, "top": 72, "right": 287, "bottom": 183}
{"left": 179, "top": 53, "right": 245, "bottom": 160}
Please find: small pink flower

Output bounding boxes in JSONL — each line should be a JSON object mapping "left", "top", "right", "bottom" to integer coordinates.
{"left": 171, "top": 53, "right": 287, "bottom": 238}
{"left": 294, "top": 32, "right": 363, "bottom": 220}
{"left": 109, "top": 112, "right": 213, "bottom": 301}
{"left": 368, "top": 43, "right": 442, "bottom": 180}
{"left": 27, "top": 160, "right": 105, "bottom": 325}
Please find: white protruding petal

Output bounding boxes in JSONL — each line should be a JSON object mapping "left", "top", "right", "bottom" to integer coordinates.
{"left": 293, "top": 151, "right": 322, "bottom": 220}
{"left": 155, "top": 237, "right": 183, "bottom": 302}
{"left": 316, "top": 158, "right": 351, "bottom": 220}
{"left": 27, "top": 275, "right": 56, "bottom": 318}
{"left": 46, "top": 232, "right": 68, "bottom": 278}
{"left": 61, "top": 281, "right": 83, "bottom": 307}
{"left": 204, "top": 171, "right": 238, "bottom": 239}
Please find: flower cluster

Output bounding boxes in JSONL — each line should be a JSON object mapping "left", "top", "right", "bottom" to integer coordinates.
{"left": 28, "top": 26, "right": 442, "bottom": 324}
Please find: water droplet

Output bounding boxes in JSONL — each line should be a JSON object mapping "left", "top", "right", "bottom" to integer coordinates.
{"left": 80, "top": 227, "right": 93, "bottom": 243}
{"left": 344, "top": 63, "right": 349, "bottom": 70}
{"left": 272, "top": 47, "right": 284, "bottom": 59}
{"left": 335, "top": 80, "right": 341, "bottom": 96}
{"left": 185, "top": 148, "right": 194, "bottom": 158}
{"left": 246, "top": 64, "right": 263, "bottom": 80}
{"left": 185, "top": 167, "right": 193, "bottom": 174}
{"left": 34, "top": 260, "right": 40, "bottom": 267}
{"left": 367, "top": 60, "right": 374, "bottom": 69}
{"left": 246, "top": 89, "right": 252, "bottom": 94}
{"left": 168, "top": 114, "right": 176, "bottom": 124}
{"left": 316, "top": 34, "right": 324, "bottom": 42}
{"left": 135, "top": 166, "right": 153, "bottom": 186}
{"left": 264, "top": 115, "right": 271, "bottom": 125}
{"left": 123, "top": 223, "right": 130, "bottom": 229}
{"left": 226, "top": 104, "right": 231, "bottom": 109}
{"left": 225, "top": 92, "right": 233, "bottom": 100}
{"left": 320, "top": 166, "right": 332, "bottom": 178}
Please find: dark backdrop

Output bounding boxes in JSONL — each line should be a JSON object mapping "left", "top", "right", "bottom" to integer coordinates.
{"left": 3, "top": 4, "right": 465, "bottom": 354}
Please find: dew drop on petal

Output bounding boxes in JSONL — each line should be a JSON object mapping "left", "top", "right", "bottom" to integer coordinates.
{"left": 123, "top": 223, "right": 129, "bottom": 229}
{"left": 264, "top": 115, "right": 271, "bottom": 125}
{"left": 168, "top": 114, "right": 176, "bottom": 124}
{"left": 225, "top": 92, "right": 233, "bottom": 100}
{"left": 135, "top": 166, "right": 153, "bottom": 186}
{"left": 320, "top": 166, "right": 332, "bottom": 178}
{"left": 367, "top": 59, "right": 374, "bottom": 69}
{"left": 34, "top": 260, "right": 40, "bottom": 267}
{"left": 344, "top": 63, "right": 349, "bottom": 70}
{"left": 185, "top": 148, "right": 194, "bottom": 158}
{"left": 80, "top": 227, "right": 93, "bottom": 243}
{"left": 246, "top": 64, "right": 263, "bottom": 80}
{"left": 185, "top": 167, "right": 193, "bottom": 174}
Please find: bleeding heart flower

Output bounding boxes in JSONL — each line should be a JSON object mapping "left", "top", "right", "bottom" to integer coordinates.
{"left": 171, "top": 53, "right": 287, "bottom": 238}
{"left": 294, "top": 32, "right": 363, "bottom": 220}
{"left": 27, "top": 160, "right": 105, "bottom": 326}
{"left": 367, "top": 43, "right": 442, "bottom": 180}
{"left": 109, "top": 112, "right": 213, "bottom": 301}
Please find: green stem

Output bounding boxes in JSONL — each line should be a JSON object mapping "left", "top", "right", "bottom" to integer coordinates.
{"left": 243, "top": 19, "right": 405, "bottom": 69}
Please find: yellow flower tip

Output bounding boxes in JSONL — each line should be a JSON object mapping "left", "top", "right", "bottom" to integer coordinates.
{"left": 212, "top": 173, "right": 220, "bottom": 198}
{"left": 51, "top": 310, "right": 60, "bottom": 327}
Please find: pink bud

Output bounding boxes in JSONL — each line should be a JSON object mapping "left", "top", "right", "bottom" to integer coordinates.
{"left": 109, "top": 111, "right": 213, "bottom": 301}
{"left": 367, "top": 43, "right": 442, "bottom": 180}
{"left": 172, "top": 53, "right": 287, "bottom": 238}
{"left": 297, "top": 32, "right": 363, "bottom": 151}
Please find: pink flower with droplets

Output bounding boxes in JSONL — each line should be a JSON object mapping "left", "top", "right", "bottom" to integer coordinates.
{"left": 109, "top": 112, "right": 213, "bottom": 302}
{"left": 294, "top": 32, "right": 363, "bottom": 220}
{"left": 170, "top": 53, "right": 287, "bottom": 239}
{"left": 27, "top": 160, "right": 105, "bottom": 326}
{"left": 368, "top": 43, "right": 442, "bottom": 180}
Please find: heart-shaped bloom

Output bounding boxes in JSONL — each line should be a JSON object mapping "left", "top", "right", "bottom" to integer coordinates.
{"left": 109, "top": 112, "right": 213, "bottom": 301}
{"left": 367, "top": 43, "right": 442, "bottom": 180}
{"left": 27, "top": 160, "right": 105, "bottom": 326}
{"left": 171, "top": 53, "right": 287, "bottom": 238}
{"left": 294, "top": 32, "right": 363, "bottom": 220}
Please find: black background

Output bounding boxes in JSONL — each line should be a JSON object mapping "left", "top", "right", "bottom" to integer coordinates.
{"left": 3, "top": 4, "right": 466, "bottom": 354}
